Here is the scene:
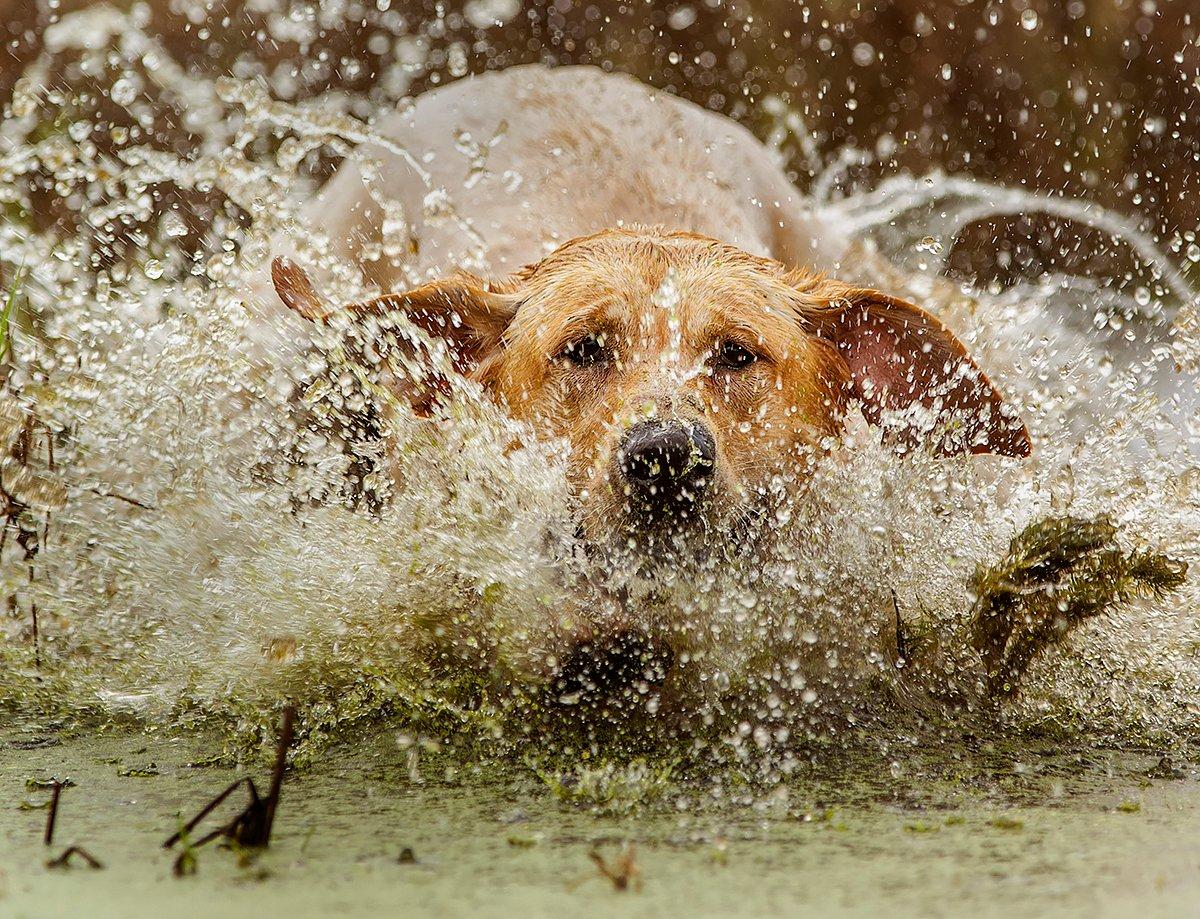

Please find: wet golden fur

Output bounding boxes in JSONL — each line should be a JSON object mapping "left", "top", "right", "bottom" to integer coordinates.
{"left": 273, "top": 226, "right": 1029, "bottom": 545}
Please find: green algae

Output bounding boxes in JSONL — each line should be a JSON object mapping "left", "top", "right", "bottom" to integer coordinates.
{"left": 969, "top": 515, "right": 1188, "bottom": 698}
{"left": 536, "top": 758, "right": 678, "bottom": 816}
{"left": 3, "top": 723, "right": 1200, "bottom": 918}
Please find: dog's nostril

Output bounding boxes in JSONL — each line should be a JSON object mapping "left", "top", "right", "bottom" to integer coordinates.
{"left": 619, "top": 421, "right": 715, "bottom": 497}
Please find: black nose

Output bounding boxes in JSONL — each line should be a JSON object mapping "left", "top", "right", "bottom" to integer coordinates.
{"left": 618, "top": 420, "right": 716, "bottom": 503}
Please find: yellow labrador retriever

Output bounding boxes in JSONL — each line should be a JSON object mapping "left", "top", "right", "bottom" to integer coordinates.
{"left": 262, "top": 65, "right": 1029, "bottom": 553}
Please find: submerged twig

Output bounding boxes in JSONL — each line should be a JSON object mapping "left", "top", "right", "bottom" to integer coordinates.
{"left": 568, "top": 844, "right": 643, "bottom": 893}
{"left": 43, "top": 780, "right": 64, "bottom": 846}
{"left": 892, "top": 589, "right": 910, "bottom": 664}
{"left": 970, "top": 515, "right": 1188, "bottom": 697}
{"left": 1, "top": 404, "right": 59, "bottom": 672}
{"left": 88, "top": 487, "right": 158, "bottom": 510}
{"left": 45, "top": 846, "right": 103, "bottom": 870}
{"left": 37, "top": 779, "right": 103, "bottom": 869}
{"left": 162, "top": 779, "right": 251, "bottom": 849}
{"left": 260, "top": 704, "right": 295, "bottom": 843}
{"left": 164, "top": 704, "right": 297, "bottom": 869}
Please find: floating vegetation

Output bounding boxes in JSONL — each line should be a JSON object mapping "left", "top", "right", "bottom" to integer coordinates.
{"left": 970, "top": 516, "right": 1188, "bottom": 698}
{"left": 538, "top": 759, "right": 677, "bottom": 816}
{"left": 26, "top": 777, "right": 75, "bottom": 791}
{"left": 987, "top": 816, "right": 1025, "bottom": 832}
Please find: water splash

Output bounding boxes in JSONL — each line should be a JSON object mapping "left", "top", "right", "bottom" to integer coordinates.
{"left": 1, "top": 6, "right": 1198, "bottom": 767}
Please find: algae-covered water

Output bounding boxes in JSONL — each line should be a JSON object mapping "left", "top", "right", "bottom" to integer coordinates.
{"left": 3, "top": 723, "right": 1200, "bottom": 918}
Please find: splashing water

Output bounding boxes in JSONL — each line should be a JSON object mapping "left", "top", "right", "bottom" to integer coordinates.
{"left": 2, "top": 6, "right": 1198, "bottom": 771}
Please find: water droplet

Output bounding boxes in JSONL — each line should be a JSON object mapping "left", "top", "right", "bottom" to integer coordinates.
{"left": 916, "top": 235, "right": 944, "bottom": 255}
{"left": 447, "top": 43, "right": 468, "bottom": 78}
{"left": 1020, "top": 9, "right": 1039, "bottom": 30}
{"left": 463, "top": 0, "right": 520, "bottom": 29}
{"left": 110, "top": 76, "right": 139, "bottom": 107}
{"left": 852, "top": 42, "right": 875, "bottom": 67}
{"left": 667, "top": 5, "right": 697, "bottom": 30}
{"left": 161, "top": 211, "right": 188, "bottom": 238}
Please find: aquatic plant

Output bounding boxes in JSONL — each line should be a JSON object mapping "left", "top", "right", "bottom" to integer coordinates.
{"left": 537, "top": 758, "right": 677, "bottom": 816}
{"left": 970, "top": 516, "right": 1188, "bottom": 698}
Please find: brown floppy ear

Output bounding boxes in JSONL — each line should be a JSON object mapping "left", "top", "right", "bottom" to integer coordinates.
{"left": 271, "top": 256, "right": 519, "bottom": 410}
{"left": 806, "top": 287, "right": 1031, "bottom": 457}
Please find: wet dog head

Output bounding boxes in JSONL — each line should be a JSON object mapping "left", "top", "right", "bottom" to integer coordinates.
{"left": 273, "top": 228, "right": 1030, "bottom": 554}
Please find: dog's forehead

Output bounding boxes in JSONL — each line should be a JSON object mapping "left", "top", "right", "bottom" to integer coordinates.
{"left": 532, "top": 231, "right": 770, "bottom": 283}
{"left": 518, "top": 233, "right": 798, "bottom": 333}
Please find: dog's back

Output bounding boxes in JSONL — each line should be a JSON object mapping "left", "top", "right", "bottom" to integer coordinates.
{"left": 261, "top": 65, "right": 849, "bottom": 303}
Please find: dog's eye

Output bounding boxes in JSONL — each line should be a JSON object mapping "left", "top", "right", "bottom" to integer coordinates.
{"left": 713, "top": 341, "right": 758, "bottom": 370}
{"left": 560, "top": 333, "right": 608, "bottom": 367}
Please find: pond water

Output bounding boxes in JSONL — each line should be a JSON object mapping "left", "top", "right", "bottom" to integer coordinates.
{"left": 3, "top": 723, "right": 1200, "bottom": 919}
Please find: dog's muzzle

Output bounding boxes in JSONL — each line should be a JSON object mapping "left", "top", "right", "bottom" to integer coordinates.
{"left": 618, "top": 420, "right": 716, "bottom": 517}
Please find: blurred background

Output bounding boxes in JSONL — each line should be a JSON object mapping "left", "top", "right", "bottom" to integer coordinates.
{"left": 2, "top": 0, "right": 1198, "bottom": 288}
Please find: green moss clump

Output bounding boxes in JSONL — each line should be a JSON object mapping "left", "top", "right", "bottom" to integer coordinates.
{"left": 970, "top": 515, "right": 1188, "bottom": 698}
{"left": 536, "top": 757, "right": 677, "bottom": 816}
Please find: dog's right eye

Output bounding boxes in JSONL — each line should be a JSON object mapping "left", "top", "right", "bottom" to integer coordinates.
{"left": 560, "top": 333, "right": 608, "bottom": 367}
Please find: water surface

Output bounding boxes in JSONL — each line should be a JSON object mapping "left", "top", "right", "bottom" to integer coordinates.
{"left": 3, "top": 724, "right": 1199, "bottom": 918}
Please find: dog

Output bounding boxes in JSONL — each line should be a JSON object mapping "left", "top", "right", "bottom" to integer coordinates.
{"left": 263, "top": 66, "right": 1030, "bottom": 562}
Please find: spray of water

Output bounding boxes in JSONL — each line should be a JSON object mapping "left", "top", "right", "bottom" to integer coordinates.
{"left": 2, "top": 7, "right": 1198, "bottom": 769}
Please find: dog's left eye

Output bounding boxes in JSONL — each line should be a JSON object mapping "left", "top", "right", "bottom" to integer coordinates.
{"left": 560, "top": 333, "right": 608, "bottom": 367}
{"left": 712, "top": 341, "right": 758, "bottom": 370}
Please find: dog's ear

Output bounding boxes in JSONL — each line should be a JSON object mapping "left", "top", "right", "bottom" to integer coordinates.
{"left": 271, "top": 257, "right": 328, "bottom": 320}
{"left": 271, "top": 257, "right": 520, "bottom": 411}
{"left": 272, "top": 257, "right": 519, "bottom": 370}
{"left": 803, "top": 285, "right": 1031, "bottom": 457}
